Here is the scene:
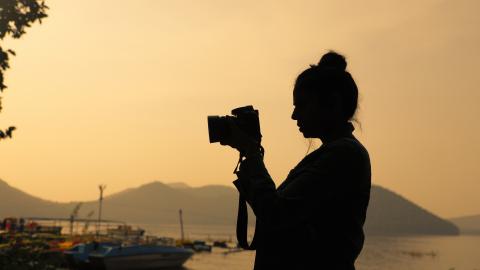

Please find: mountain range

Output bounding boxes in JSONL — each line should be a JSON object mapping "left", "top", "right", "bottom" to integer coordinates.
{"left": 449, "top": 215, "right": 480, "bottom": 234}
{"left": 0, "top": 179, "right": 461, "bottom": 235}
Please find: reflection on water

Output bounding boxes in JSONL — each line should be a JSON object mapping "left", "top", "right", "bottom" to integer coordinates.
{"left": 358, "top": 235, "right": 480, "bottom": 270}
{"left": 138, "top": 224, "right": 480, "bottom": 270}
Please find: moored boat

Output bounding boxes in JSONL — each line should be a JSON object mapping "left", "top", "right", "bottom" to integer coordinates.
{"left": 64, "top": 242, "right": 119, "bottom": 270}
{"left": 89, "top": 244, "right": 194, "bottom": 270}
{"left": 106, "top": 225, "right": 145, "bottom": 241}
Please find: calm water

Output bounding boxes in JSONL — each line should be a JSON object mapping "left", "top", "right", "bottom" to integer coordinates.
{"left": 139, "top": 224, "right": 480, "bottom": 270}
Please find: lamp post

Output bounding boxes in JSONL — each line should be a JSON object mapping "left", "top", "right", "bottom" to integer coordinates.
{"left": 179, "top": 209, "right": 185, "bottom": 243}
{"left": 97, "top": 185, "right": 106, "bottom": 237}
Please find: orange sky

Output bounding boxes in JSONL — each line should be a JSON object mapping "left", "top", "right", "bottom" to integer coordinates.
{"left": 1, "top": 0, "right": 479, "bottom": 218}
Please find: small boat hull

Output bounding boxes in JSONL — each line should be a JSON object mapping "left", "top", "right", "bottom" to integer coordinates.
{"left": 89, "top": 245, "right": 193, "bottom": 270}
{"left": 64, "top": 242, "right": 119, "bottom": 270}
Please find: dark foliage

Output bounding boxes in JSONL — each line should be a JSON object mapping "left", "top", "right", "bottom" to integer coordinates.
{"left": 0, "top": 0, "right": 48, "bottom": 140}
{"left": 0, "top": 241, "right": 65, "bottom": 270}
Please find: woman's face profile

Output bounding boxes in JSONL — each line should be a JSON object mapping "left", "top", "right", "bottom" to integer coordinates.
{"left": 292, "top": 90, "right": 321, "bottom": 138}
{"left": 292, "top": 89, "right": 336, "bottom": 138}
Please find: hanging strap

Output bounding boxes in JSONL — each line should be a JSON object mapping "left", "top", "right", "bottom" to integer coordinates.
{"left": 234, "top": 145, "right": 264, "bottom": 250}
{"left": 236, "top": 194, "right": 257, "bottom": 250}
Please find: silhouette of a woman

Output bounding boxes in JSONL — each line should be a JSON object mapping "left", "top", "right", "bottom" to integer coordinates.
{"left": 223, "top": 51, "right": 371, "bottom": 270}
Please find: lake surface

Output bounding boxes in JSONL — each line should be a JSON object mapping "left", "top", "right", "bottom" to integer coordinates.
{"left": 139, "top": 224, "right": 480, "bottom": 270}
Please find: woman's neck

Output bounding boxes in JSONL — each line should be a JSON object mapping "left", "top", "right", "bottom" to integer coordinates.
{"left": 318, "top": 122, "right": 355, "bottom": 144}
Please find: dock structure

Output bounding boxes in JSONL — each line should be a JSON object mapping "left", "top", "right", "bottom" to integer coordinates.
{"left": 18, "top": 217, "right": 127, "bottom": 236}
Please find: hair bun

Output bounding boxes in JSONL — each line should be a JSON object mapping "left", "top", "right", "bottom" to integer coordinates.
{"left": 318, "top": 51, "right": 347, "bottom": 71}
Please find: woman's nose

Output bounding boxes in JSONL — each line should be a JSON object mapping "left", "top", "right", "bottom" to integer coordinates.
{"left": 291, "top": 108, "right": 297, "bottom": 120}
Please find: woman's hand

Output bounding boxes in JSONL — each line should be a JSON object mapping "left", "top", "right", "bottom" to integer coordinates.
{"left": 220, "top": 118, "right": 261, "bottom": 157}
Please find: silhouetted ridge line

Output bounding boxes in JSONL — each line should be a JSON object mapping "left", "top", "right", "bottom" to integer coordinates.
{"left": 450, "top": 214, "right": 480, "bottom": 234}
{"left": 365, "top": 186, "right": 459, "bottom": 235}
{"left": 0, "top": 179, "right": 459, "bottom": 235}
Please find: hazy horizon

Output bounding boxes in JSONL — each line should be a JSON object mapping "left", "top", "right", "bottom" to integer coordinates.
{"left": 1, "top": 0, "right": 479, "bottom": 218}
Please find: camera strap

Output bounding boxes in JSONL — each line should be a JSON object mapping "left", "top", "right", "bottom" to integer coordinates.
{"left": 234, "top": 145, "right": 264, "bottom": 250}
{"left": 233, "top": 145, "right": 265, "bottom": 174}
{"left": 233, "top": 154, "right": 243, "bottom": 174}
{"left": 236, "top": 194, "right": 257, "bottom": 250}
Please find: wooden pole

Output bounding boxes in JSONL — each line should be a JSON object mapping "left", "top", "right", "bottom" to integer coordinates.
{"left": 179, "top": 209, "right": 185, "bottom": 243}
{"left": 97, "top": 185, "right": 106, "bottom": 237}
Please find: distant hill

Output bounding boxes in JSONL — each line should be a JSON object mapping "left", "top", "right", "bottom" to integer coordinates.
{"left": 0, "top": 179, "right": 459, "bottom": 235}
{"left": 96, "top": 181, "right": 238, "bottom": 225}
{"left": 450, "top": 214, "right": 480, "bottom": 234}
{"left": 0, "top": 179, "right": 72, "bottom": 218}
{"left": 365, "top": 186, "right": 458, "bottom": 235}
{"left": 166, "top": 182, "right": 191, "bottom": 189}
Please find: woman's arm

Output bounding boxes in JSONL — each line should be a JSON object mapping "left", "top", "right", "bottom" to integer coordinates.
{"left": 234, "top": 144, "right": 359, "bottom": 231}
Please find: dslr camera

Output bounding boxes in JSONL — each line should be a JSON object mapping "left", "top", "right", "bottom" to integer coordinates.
{"left": 207, "top": 105, "right": 262, "bottom": 145}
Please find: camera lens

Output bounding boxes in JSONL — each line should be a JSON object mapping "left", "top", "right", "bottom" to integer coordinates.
{"left": 207, "top": 116, "right": 229, "bottom": 143}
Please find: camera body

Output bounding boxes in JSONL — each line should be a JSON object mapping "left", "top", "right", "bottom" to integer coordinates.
{"left": 208, "top": 105, "right": 262, "bottom": 144}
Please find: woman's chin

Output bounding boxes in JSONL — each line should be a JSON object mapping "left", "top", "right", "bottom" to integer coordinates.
{"left": 300, "top": 130, "right": 313, "bottom": 138}
{"left": 300, "top": 128, "right": 318, "bottom": 138}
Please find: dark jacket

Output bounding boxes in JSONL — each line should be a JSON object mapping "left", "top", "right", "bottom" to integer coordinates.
{"left": 233, "top": 132, "right": 371, "bottom": 270}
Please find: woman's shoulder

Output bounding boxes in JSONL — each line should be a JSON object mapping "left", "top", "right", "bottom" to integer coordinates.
{"left": 293, "top": 137, "right": 369, "bottom": 173}
{"left": 321, "top": 137, "right": 370, "bottom": 163}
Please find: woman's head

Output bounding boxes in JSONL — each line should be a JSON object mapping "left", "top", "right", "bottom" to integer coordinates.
{"left": 291, "top": 51, "right": 358, "bottom": 138}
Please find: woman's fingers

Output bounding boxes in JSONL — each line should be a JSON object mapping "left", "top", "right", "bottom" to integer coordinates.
{"left": 222, "top": 118, "right": 259, "bottom": 153}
